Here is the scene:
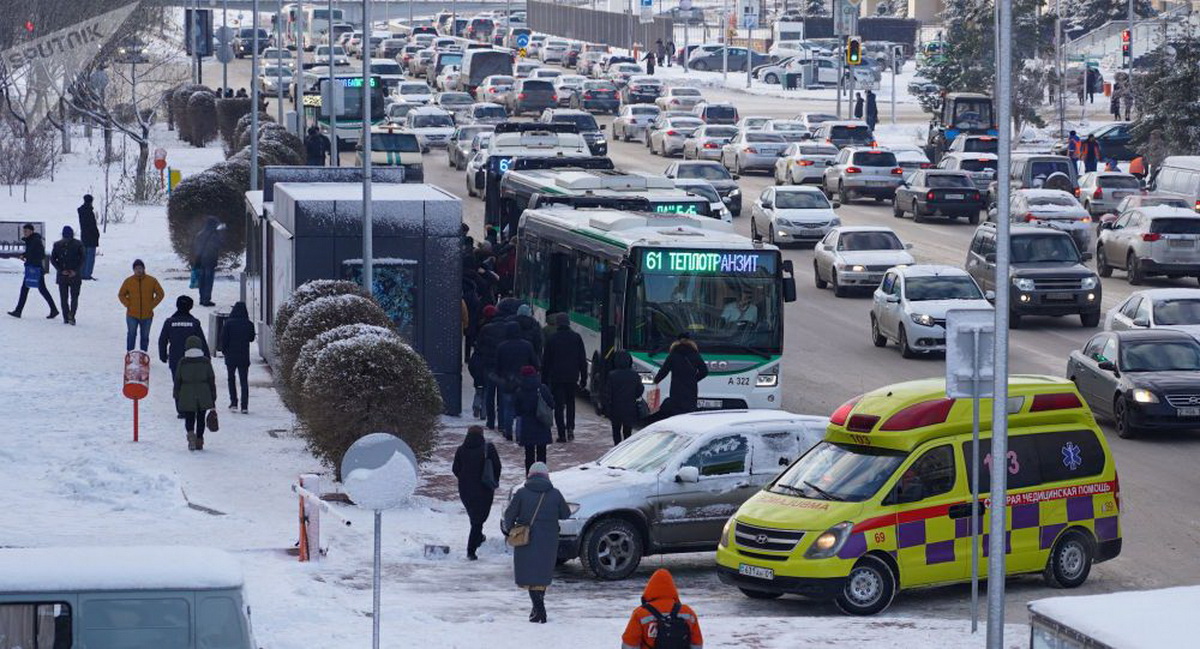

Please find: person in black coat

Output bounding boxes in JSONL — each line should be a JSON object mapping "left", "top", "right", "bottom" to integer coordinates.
{"left": 191, "top": 217, "right": 223, "bottom": 307}
{"left": 78, "top": 194, "right": 100, "bottom": 280}
{"left": 304, "top": 126, "right": 332, "bottom": 165}
{"left": 515, "top": 304, "right": 543, "bottom": 359}
{"left": 607, "top": 350, "right": 644, "bottom": 445}
{"left": 643, "top": 50, "right": 656, "bottom": 75}
{"left": 514, "top": 366, "right": 554, "bottom": 472}
{"left": 50, "top": 226, "right": 85, "bottom": 325}
{"left": 474, "top": 304, "right": 505, "bottom": 428}
{"left": 451, "top": 424, "right": 502, "bottom": 560}
{"left": 853, "top": 92, "right": 864, "bottom": 119}
{"left": 865, "top": 90, "right": 879, "bottom": 131}
{"left": 159, "top": 295, "right": 210, "bottom": 379}
{"left": 541, "top": 312, "right": 586, "bottom": 443}
{"left": 653, "top": 333, "right": 709, "bottom": 417}
{"left": 495, "top": 321, "right": 538, "bottom": 439}
{"left": 7, "top": 224, "right": 58, "bottom": 319}
{"left": 220, "top": 301, "right": 256, "bottom": 413}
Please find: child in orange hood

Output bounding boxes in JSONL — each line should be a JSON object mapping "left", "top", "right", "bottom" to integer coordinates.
{"left": 621, "top": 568, "right": 703, "bottom": 649}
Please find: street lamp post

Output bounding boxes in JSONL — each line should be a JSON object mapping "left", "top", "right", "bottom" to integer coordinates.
{"left": 329, "top": 0, "right": 339, "bottom": 166}
{"left": 251, "top": 0, "right": 261, "bottom": 192}
{"left": 362, "top": 0, "right": 374, "bottom": 299}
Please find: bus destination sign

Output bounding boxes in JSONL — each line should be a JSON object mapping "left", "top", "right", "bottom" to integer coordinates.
{"left": 641, "top": 249, "right": 776, "bottom": 275}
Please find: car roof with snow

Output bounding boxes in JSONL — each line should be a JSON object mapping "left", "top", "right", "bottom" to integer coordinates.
{"left": 775, "top": 185, "right": 827, "bottom": 194}
{"left": 1130, "top": 205, "right": 1200, "bottom": 219}
{"left": 641, "top": 409, "right": 828, "bottom": 437}
{"left": 0, "top": 546, "right": 244, "bottom": 593}
{"left": 1016, "top": 189, "right": 1077, "bottom": 200}
{"left": 1123, "top": 287, "right": 1200, "bottom": 301}
{"left": 836, "top": 225, "right": 901, "bottom": 234}
{"left": 944, "top": 152, "right": 998, "bottom": 161}
{"left": 893, "top": 264, "right": 971, "bottom": 278}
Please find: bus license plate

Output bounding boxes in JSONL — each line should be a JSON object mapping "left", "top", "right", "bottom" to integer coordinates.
{"left": 739, "top": 564, "right": 775, "bottom": 580}
{"left": 697, "top": 399, "right": 723, "bottom": 409}
{"left": 1177, "top": 407, "right": 1200, "bottom": 417}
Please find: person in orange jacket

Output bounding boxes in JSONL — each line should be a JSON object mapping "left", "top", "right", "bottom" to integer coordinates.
{"left": 621, "top": 569, "right": 703, "bottom": 649}
{"left": 1075, "top": 134, "right": 1103, "bottom": 173}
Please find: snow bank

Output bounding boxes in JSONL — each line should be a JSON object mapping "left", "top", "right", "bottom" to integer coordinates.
{"left": 1029, "top": 586, "right": 1200, "bottom": 649}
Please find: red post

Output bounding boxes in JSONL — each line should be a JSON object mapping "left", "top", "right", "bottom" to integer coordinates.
{"left": 123, "top": 351, "right": 150, "bottom": 442}
{"left": 133, "top": 399, "right": 139, "bottom": 442}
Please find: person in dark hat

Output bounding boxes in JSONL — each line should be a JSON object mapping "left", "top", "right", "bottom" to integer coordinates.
{"left": 50, "top": 225, "right": 84, "bottom": 325}
{"left": 541, "top": 312, "right": 586, "bottom": 442}
{"left": 159, "top": 294, "right": 209, "bottom": 380}
{"left": 653, "top": 332, "right": 708, "bottom": 417}
{"left": 7, "top": 223, "right": 58, "bottom": 319}
{"left": 78, "top": 194, "right": 100, "bottom": 280}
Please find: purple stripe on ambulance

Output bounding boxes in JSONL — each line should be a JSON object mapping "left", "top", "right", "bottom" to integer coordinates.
{"left": 836, "top": 532, "right": 867, "bottom": 560}
{"left": 1094, "top": 516, "right": 1119, "bottom": 541}
{"left": 925, "top": 540, "right": 955, "bottom": 565}
{"left": 982, "top": 531, "right": 1013, "bottom": 556}
{"left": 896, "top": 521, "right": 925, "bottom": 548}
{"left": 1011, "top": 503, "right": 1040, "bottom": 529}
{"left": 1040, "top": 523, "right": 1067, "bottom": 550}
{"left": 1066, "top": 496, "right": 1094, "bottom": 522}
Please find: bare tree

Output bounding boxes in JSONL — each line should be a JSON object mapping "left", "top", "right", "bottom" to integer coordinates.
{"left": 0, "top": 112, "right": 57, "bottom": 200}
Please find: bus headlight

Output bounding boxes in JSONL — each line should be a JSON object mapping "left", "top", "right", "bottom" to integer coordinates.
{"left": 638, "top": 371, "right": 655, "bottom": 385}
{"left": 756, "top": 367, "right": 778, "bottom": 387}
{"left": 804, "top": 521, "right": 853, "bottom": 559}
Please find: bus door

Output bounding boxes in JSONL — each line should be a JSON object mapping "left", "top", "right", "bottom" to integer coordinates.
{"left": 548, "top": 247, "right": 575, "bottom": 316}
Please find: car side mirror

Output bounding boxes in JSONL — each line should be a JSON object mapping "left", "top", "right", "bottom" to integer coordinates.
{"left": 731, "top": 173, "right": 741, "bottom": 180}
{"left": 762, "top": 200, "right": 772, "bottom": 209}
{"left": 822, "top": 244, "right": 833, "bottom": 251}
{"left": 825, "top": 160, "right": 834, "bottom": 166}
{"left": 1132, "top": 316, "right": 1150, "bottom": 328}
{"left": 1098, "top": 360, "right": 1117, "bottom": 372}
{"left": 885, "top": 294, "right": 900, "bottom": 303}
{"left": 1100, "top": 221, "right": 1113, "bottom": 230}
{"left": 985, "top": 290, "right": 996, "bottom": 301}
{"left": 675, "top": 466, "right": 700, "bottom": 483}
{"left": 1082, "top": 251, "right": 1094, "bottom": 262}
{"left": 905, "top": 243, "right": 914, "bottom": 250}
{"left": 600, "top": 124, "right": 607, "bottom": 130}
{"left": 831, "top": 201, "right": 842, "bottom": 209}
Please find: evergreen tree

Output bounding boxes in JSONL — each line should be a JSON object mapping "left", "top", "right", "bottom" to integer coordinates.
{"left": 1064, "top": 0, "right": 1155, "bottom": 36}
{"left": 803, "top": 0, "right": 828, "bottom": 17}
{"left": 1130, "top": 36, "right": 1200, "bottom": 156}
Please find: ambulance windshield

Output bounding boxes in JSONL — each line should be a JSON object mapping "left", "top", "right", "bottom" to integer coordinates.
{"left": 771, "top": 441, "right": 905, "bottom": 502}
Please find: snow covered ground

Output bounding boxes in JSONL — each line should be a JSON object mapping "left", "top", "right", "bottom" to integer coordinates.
{"left": 0, "top": 120, "right": 1036, "bottom": 647}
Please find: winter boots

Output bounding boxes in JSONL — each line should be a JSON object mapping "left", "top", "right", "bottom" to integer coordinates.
{"left": 528, "top": 590, "right": 546, "bottom": 624}
{"left": 187, "top": 432, "right": 197, "bottom": 451}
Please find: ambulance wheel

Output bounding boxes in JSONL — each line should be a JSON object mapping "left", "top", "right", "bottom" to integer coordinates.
{"left": 835, "top": 555, "right": 896, "bottom": 615}
{"left": 1044, "top": 530, "right": 1093, "bottom": 589}
{"left": 739, "top": 588, "right": 783, "bottom": 600}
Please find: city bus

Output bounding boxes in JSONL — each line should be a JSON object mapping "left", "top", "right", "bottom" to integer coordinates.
{"left": 301, "top": 4, "right": 347, "bottom": 50}
{"left": 301, "top": 72, "right": 387, "bottom": 148}
{"left": 514, "top": 206, "right": 798, "bottom": 415}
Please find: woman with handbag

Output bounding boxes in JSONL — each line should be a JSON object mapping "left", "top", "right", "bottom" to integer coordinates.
{"left": 606, "top": 351, "right": 644, "bottom": 446}
{"left": 174, "top": 335, "right": 217, "bottom": 451}
{"left": 514, "top": 365, "right": 554, "bottom": 473}
{"left": 452, "top": 425, "right": 502, "bottom": 561}
{"left": 502, "top": 461, "right": 569, "bottom": 624}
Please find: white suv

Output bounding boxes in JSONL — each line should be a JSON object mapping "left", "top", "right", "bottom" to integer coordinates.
{"left": 1097, "top": 206, "right": 1200, "bottom": 285}
{"left": 821, "top": 147, "right": 905, "bottom": 204}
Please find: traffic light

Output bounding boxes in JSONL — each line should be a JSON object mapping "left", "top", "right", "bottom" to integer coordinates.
{"left": 1121, "top": 29, "right": 1131, "bottom": 65}
{"left": 846, "top": 36, "right": 863, "bottom": 66}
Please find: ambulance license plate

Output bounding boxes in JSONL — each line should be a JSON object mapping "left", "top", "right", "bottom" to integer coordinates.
{"left": 1177, "top": 407, "right": 1200, "bottom": 417}
{"left": 739, "top": 564, "right": 775, "bottom": 580}
{"left": 697, "top": 399, "right": 722, "bottom": 409}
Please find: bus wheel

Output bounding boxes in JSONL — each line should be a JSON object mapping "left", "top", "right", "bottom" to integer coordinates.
{"left": 835, "top": 555, "right": 896, "bottom": 615}
{"left": 1044, "top": 530, "right": 1093, "bottom": 588}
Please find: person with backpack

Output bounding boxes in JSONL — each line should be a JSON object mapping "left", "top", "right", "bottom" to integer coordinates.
{"left": 174, "top": 335, "right": 217, "bottom": 451}
{"left": 7, "top": 223, "right": 58, "bottom": 320}
{"left": 514, "top": 365, "right": 554, "bottom": 473}
{"left": 159, "top": 295, "right": 209, "bottom": 380}
{"left": 502, "top": 461, "right": 569, "bottom": 624}
{"left": 621, "top": 568, "right": 704, "bottom": 649}
{"left": 220, "top": 301, "right": 256, "bottom": 413}
{"left": 452, "top": 424, "right": 502, "bottom": 560}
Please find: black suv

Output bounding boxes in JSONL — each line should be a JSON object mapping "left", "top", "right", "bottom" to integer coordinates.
{"left": 539, "top": 108, "right": 607, "bottom": 156}
{"left": 965, "top": 223, "right": 1101, "bottom": 328}
{"left": 232, "top": 28, "right": 271, "bottom": 58}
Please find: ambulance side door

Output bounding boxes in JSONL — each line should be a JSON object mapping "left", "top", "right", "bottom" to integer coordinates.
{"left": 882, "top": 444, "right": 971, "bottom": 587}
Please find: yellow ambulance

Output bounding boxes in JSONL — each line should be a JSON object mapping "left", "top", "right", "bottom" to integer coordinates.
{"left": 715, "top": 375, "right": 1121, "bottom": 615}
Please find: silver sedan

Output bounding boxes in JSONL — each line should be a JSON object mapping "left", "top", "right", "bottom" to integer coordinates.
{"left": 648, "top": 117, "right": 704, "bottom": 157}
{"left": 720, "top": 131, "right": 789, "bottom": 175}
{"left": 683, "top": 125, "right": 738, "bottom": 161}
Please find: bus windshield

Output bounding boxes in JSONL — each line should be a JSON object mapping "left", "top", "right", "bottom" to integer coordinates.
{"left": 629, "top": 248, "right": 783, "bottom": 355}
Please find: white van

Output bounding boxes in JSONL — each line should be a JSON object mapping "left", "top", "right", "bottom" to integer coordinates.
{"left": 0, "top": 546, "right": 256, "bottom": 649}
{"left": 1152, "top": 156, "right": 1200, "bottom": 212}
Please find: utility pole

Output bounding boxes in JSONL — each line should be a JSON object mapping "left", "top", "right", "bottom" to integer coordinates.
{"left": 722, "top": 0, "right": 729, "bottom": 82}
{"left": 362, "top": 0, "right": 374, "bottom": 298}
{"left": 1056, "top": 0, "right": 1064, "bottom": 138}
{"left": 329, "top": 0, "right": 339, "bottom": 166}
{"left": 277, "top": 0, "right": 285, "bottom": 124}
{"left": 223, "top": 0, "right": 229, "bottom": 92}
{"left": 1127, "top": 0, "right": 1135, "bottom": 82}
{"left": 251, "top": 0, "right": 260, "bottom": 191}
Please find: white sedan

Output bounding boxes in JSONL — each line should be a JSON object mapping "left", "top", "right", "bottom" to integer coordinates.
{"left": 870, "top": 265, "right": 994, "bottom": 358}
{"left": 813, "top": 226, "right": 915, "bottom": 297}
{"left": 749, "top": 186, "right": 840, "bottom": 247}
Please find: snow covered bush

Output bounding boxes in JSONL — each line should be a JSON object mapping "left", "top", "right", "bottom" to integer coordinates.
{"left": 232, "top": 112, "right": 274, "bottom": 152}
{"left": 276, "top": 293, "right": 395, "bottom": 388}
{"left": 216, "top": 97, "right": 252, "bottom": 153}
{"left": 298, "top": 330, "right": 442, "bottom": 470}
{"left": 274, "top": 279, "right": 371, "bottom": 342}
{"left": 285, "top": 323, "right": 395, "bottom": 411}
{"left": 170, "top": 84, "right": 211, "bottom": 146}
{"left": 259, "top": 124, "right": 305, "bottom": 162}
{"left": 166, "top": 165, "right": 246, "bottom": 265}
{"left": 187, "top": 90, "right": 219, "bottom": 146}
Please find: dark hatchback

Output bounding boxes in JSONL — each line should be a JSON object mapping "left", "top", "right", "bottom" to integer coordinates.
{"left": 622, "top": 78, "right": 664, "bottom": 104}
{"left": 572, "top": 81, "right": 621, "bottom": 114}
{"left": 508, "top": 79, "right": 557, "bottom": 116}
{"left": 894, "top": 170, "right": 986, "bottom": 222}
{"left": 540, "top": 109, "right": 607, "bottom": 156}
{"left": 664, "top": 160, "right": 742, "bottom": 217}
{"left": 1068, "top": 329, "right": 1200, "bottom": 438}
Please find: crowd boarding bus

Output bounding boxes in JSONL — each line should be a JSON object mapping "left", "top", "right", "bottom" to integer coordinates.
{"left": 515, "top": 206, "right": 798, "bottom": 415}
{"left": 303, "top": 73, "right": 386, "bottom": 148}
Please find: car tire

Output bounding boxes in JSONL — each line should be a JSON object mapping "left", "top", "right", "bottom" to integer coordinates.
{"left": 694, "top": 61, "right": 709, "bottom": 71}
{"left": 814, "top": 260, "right": 827, "bottom": 289}
{"left": 1114, "top": 396, "right": 1138, "bottom": 439}
{"left": 1127, "top": 253, "right": 1144, "bottom": 285}
{"left": 871, "top": 315, "right": 888, "bottom": 348}
{"left": 832, "top": 270, "right": 848, "bottom": 298}
{"left": 750, "top": 217, "right": 760, "bottom": 241}
{"left": 579, "top": 517, "right": 643, "bottom": 581}
{"left": 1097, "top": 247, "right": 1112, "bottom": 277}
{"left": 838, "top": 182, "right": 851, "bottom": 205}
{"left": 739, "top": 587, "right": 783, "bottom": 599}
{"left": 835, "top": 555, "right": 897, "bottom": 616}
{"left": 1010, "top": 311, "right": 1023, "bottom": 329}
{"left": 899, "top": 325, "right": 917, "bottom": 358}
{"left": 913, "top": 201, "right": 925, "bottom": 223}
{"left": 1080, "top": 312, "right": 1100, "bottom": 328}
{"left": 768, "top": 226, "right": 777, "bottom": 246}
{"left": 764, "top": 73, "right": 779, "bottom": 85}
{"left": 892, "top": 199, "right": 905, "bottom": 219}
{"left": 1043, "top": 530, "right": 1094, "bottom": 589}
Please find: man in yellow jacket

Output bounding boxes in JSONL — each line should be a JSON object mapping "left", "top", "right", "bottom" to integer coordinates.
{"left": 118, "top": 259, "right": 165, "bottom": 352}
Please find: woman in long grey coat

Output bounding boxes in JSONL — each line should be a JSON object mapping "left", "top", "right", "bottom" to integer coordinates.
{"left": 502, "top": 462, "right": 569, "bottom": 623}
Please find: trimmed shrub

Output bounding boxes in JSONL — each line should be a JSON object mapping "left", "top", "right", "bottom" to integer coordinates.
{"left": 171, "top": 84, "right": 210, "bottom": 145}
{"left": 299, "top": 331, "right": 442, "bottom": 470}
{"left": 187, "top": 90, "right": 219, "bottom": 146}
{"left": 165, "top": 164, "right": 246, "bottom": 265}
{"left": 276, "top": 294, "right": 395, "bottom": 387}
{"left": 286, "top": 323, "right": 395, "bottom": 411}
{"left": 216, "top": 97, "right": 253, "bottom": 153}
{"left": 260, "top": 123, "right": 305, "bottom": 161}
{"left": 233, "top": 112, "right": 274, "bottom": 151}
{"left": 274, "top": 279, "right": 370, "bottom": 343}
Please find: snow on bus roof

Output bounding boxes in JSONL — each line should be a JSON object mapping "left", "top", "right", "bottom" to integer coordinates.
{"left": 0, "top": 546, "right": 244, "bottom": 592}
{"left": 525, "top": 207, "right": 756, "bottom": 247}
{"left": 1029, "top": 586, "right": 1200, "bottom": 648}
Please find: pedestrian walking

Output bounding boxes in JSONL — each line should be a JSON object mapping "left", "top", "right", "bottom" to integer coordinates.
{"left": 666, "top": 41, "right": 675, "bottom": 67}
{"left": 174, "top": 335, "right": 216, "bottom": 451}
{"left": 304, "top": 126, "right": 331, "bottom": 165}
{"left": 159, "top": 295, "right": 209, "bottom": 382}
{"left": 653, "top": 333, "right": 708, "bottom": 417}
{"left": 607, "top": 350, "right": 643, "bottom": 446}
{"left": 865, "top": 90, "right": 879, "bottom": 131}
{"left": 1086, "top": 67, "right": 1100, "bottom": 104}
{"left": 655, "top": 39, "right": 666, "bottom": 66}
{"left": 78, "top": 194, "right": 100, "bottom": 280}
{"left": 541, "top": 312, "right": 587, "bottom": 443}
{"left": 191, "top": 217, "right": 223, "bottom": 307}
{"left": 502, "top": 461, "right": 569, "bottom": 624}
{"left": 1078, "top": 134, "right": 1103, "bottom": 173}
{"left": 452, "top": 424, "right": 502, "bottom": 560}
{"left": 475, "top": 304, "right": 505, "bottom": 429}
{"left": 621, "top": 568, "right": 704, "bottom": 649}
{"left": 495, "top": 321, "right": 538, "bottom": 439}
{"left": 853, "top": 92, "right": 864, "bottom": 119}
{"left": 515, "top": 365, "right": 554, "bottom": 471}
{"left": 541, "top": 311, "right": 560, "bottom": 349}
{"left": 515, "top": 303, "right": 543, "bottom": 359}
{"left": 1066, "top": 130, "right": 1080, "bottom": 170}
{"left": 7, "top": 223, "right": 58, "bottom": 320}
{"left": 643, "top": 50, "right": 656, "bottom": 76}
{"left": 221, "top": 301, "right": 256, "bottom": 413}
{"left": 117, "top": 259, "right": 165, "bottom": 352}
{"left": 50, "top": 226, "right": 84, "bottom": 325}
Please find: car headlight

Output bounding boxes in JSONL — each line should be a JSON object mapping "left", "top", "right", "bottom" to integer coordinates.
{"left": 756, "top": 366, "right": 778, "bottom": 387}
{"left": 910, "top": 313, "right": 936, "bottom": 327}
{"left": 638, "top": 371, "right": 654, "bottom": 385}
{"left": 1131, "top": 388, "right": 1159, "bottom": 404}
{"left": 804, "top": 521, "right": 853, "bottom": 559}
{"left": 851, "top": 265, "right": 866, "bottom": 272}
{"left": 1013, "top": 277, "right": 1036, "bottom": 291}
{"left": 567, "top": 502, "right": 581, "bottom": 516}
{"left": 729, "top": 188, "right": 741, "bottom": 197}
{"left": 829, "top": 217, "right": 841, "bottom": 226}
{"left": 719, "top": 517, "right": 734, "bottom": 548}
{"left": 1081, "top": 276, "right": 1098, "bottom": 290}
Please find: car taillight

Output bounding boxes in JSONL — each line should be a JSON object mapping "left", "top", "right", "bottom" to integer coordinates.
{"left": 584, "top": 92, "right": 594, "bottom": 99}
{"left": 1093, "top": 187, "right": 1103, "bottom": 199}
{"left": 744, "top": 147, "right": 757, "bottom": 153}
{"left": 919, "top": 162, "right": 932, "bottom": 169}
{"left": 829, "top": 396, "right": 862, "bottom": 426}
{"left": 1029, "top": 392, "right": 1083, "bottom": 412}
{"left": 1074, "top": 188, "right": 1081, "bottom": 197}
{"left": 797, "top": 160, "right": 814, "bottom": 166}
{"left": 973, "top": 192, "right": 981, "bottom": 200}
{"left": 518, "top": 92, "right": 526, "bottom": 99}
{"left": 704, "top": 142, "right": 718, "bottom": 149}
{"left": 845, "top": 166, "right": 862, "bottom": 174}
{"left": 891, "top": 167, "right": 904, "bottom": 175}
{"left": 880, "top": 398, "right": 956, "bottom": 431}
{"left": 926, "top": 190, "right": 936, "bottom": 200}
{"left": 666, "top": 130, "right": 679, "bottom": 136}
{"left": 1114, "top": 471, "right": 1121, "bottom": 510}
{"left": 489, "top": 88, "right": 498, "bottom": 92}
{"left": 1195, "top": 199, "right": 1200, "bottom": 212}
{"left": 1143, "top": 233, "right": 1162, "bottom": 242}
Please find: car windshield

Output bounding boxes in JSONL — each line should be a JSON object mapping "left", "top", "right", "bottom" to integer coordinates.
{"left": 959, "top": 159, "right": 998, "bottom": 172}
{"left": 853, "top": 151, "right": 897, "bottom": 166}
{"left": 800, "top": 145, "right": 838, "bottom": 156}
{"left": 1010, "top": 235, "right": 1080, "bottom": 263}
{"left": 372, "top": 133, "right": 420, "bottom": 152}
{"left": 400, "top": 84, "right": 429, "bottom": 95}
{"left": 952, "top": 99, "right": 993, "bottom": 129}
{"left": 631, "top": 106, "right": 659, "bottom": 115}
{"left": 1143, "top": 197, "right": 1189, "bottom": 209}
{"left": 1098, "top": 175, "right": 1140, "bottom": 189}
{"left": 597, "top": 430, "right": 692, "bottom": 472}
{"left": 554, "top": 114, "right": 599, "bottom": 130}
{"left": 536, "top": 69, "right": 563, "bottom": 78}
{"left": 522, "top": 80, "right": 554, "bottom": 91}
{"left": 413, "top": 113, "right": 453, "bottom": 127}
{"left": 775, "top": 191, "right": 829, "bottom": 209}
{"left": 440, "top": 94, "right": 473, "bottom": 105}
{"left": 770, "top": 121, "right": 806, "bottom": 132}
{"left": 475, "top": 105, "right": 506, "bottom": 117}
{"left": 806, "top": 113, "right": 838, "bottom": 123}
{"left": 457, "top": 127, "right": 491, "bottom": 142}
{"left": 1121, "top": 340, "right": 1200, "bottom": 372}
{"left": 705, "top": 106, "right": 737, "bottom": 119}
{"left": 677, "top": 164, "right": 731, "bottom": 181}
{"left": 668, "top": 119, "right": 704, "bottom": 129}
{"left": 771, "top": 441, "right": 907, "bottom": 502}
{"left": 927, "top": 174, "right": 974, "bottom": 188}
{"left": 681, "top": 184, "right": 720, "bottom": 202}
{"left": 387, "top": 104, "right": 415, "bottom": 118}
{"left": 1151, "top": 218, "right": 1200, "bottom": 235}
{"left": 674, "top": 88, "right": 702, "bottom": 96}
{"left": 263, "top": 66, "right": 292, "bottom": 77}
{"left": 585, "top": 81, "right": 617, "bottom": 91}
{"left": 371, "top": 63, "right": 403, "bottom": 75}
{"left": 905, "top": 275, "right": 983, "bottom": 301}
{"left": 839, "top": 231, "right": 904, "bottom": 251}
{"left": 962, "top": 138, "right": 998, "bottom": 153}
{"left": 616, "top": 64, "right": 641, "bottom": 73}
{"left": 703, "top": 126, "right": 738, "bottom": 138}
{"left": 1030, "top": 160, "right": 1073, "bottom": 181}
{"left": 830, "top": 125, "right": 874, "bottom": 144}
{"left": 1154, "top": 299, "right": 1200, "bottom": 325}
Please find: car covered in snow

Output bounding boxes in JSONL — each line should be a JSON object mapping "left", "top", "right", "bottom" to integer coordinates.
{"left": 532, "top": 409, "right": 827, "bottom": 580}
